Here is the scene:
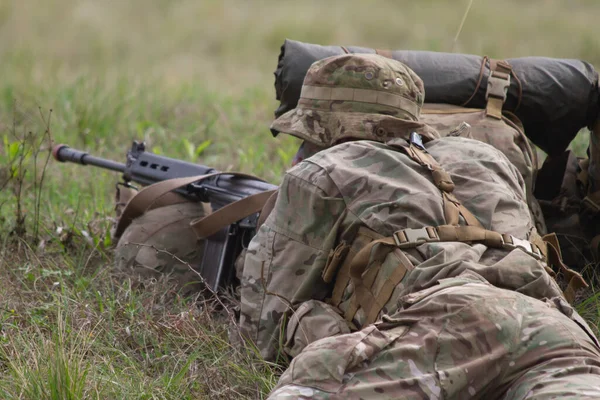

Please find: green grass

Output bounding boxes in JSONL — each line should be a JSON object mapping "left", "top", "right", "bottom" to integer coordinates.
{"left": 1, "top": 0, "right": 600, "bottom": 398}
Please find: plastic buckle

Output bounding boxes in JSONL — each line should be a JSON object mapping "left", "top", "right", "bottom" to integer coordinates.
{"left": 410, "top": 132, "right": 426, "bottom": 151}
{"left": 393, "top": 227, "right": 439, "bottom": 248}
{"left": 502, "top": 234, "right": 543, "bottom": 260}
{"left": 486, "top": 71, "right": 510, "bottom": 101}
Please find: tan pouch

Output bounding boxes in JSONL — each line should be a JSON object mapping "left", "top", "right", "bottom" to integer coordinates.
{"left": 283, "top": 300, "right": 352, "bottom": 358}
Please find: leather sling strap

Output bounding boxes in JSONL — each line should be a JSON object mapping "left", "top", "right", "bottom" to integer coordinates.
{"left": 115, "top": 172, "right": 268, "bottom": 238}
{"left": 256, "top": 190, "right": 279, "bottom": 230}
{"left": 190, "top": 189, "right": 277, "bottom": 239}
{"left": 486, "top": 59, "right": 512, "bottom": 119}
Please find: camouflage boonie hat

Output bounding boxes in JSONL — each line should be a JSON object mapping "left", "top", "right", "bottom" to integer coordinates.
{"left": 271, "top": 53, "right": 425, "bottom": 147}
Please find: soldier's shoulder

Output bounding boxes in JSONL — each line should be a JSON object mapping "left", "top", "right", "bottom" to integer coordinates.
{"left": 289, "top": 140, "right": 380, "bottom": 180}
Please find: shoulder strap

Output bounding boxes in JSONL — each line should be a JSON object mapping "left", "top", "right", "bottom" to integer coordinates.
{"left": 394, "top": 138, "right": 483, "bottom": 227}
{"left": 190, "top": 189, "right": 277, "bottom": 239}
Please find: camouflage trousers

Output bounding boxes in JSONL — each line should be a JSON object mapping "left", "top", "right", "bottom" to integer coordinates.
{"left": 268, "top": 274, "right": 600, "bottom": 399}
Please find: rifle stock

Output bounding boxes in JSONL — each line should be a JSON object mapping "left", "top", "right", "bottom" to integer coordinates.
{"left": 53, "top": 141, "right": 278, "bottom": 290}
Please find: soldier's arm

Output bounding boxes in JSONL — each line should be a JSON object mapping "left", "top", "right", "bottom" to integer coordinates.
{"left": 238, "top": 161, "right": 347, "bottom": 361}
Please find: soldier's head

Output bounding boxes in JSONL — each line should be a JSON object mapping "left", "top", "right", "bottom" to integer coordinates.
{"left": 271, "top": 53, "right": 425, "bottom": 164}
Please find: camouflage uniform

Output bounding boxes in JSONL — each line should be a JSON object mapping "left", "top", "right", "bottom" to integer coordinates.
{"left": 239, "top": 54, "right": 600, "bottom": 398}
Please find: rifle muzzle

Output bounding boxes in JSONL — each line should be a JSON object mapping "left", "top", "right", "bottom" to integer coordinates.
{"left": 52, "top": 144, "right": 126, "bottom": 172}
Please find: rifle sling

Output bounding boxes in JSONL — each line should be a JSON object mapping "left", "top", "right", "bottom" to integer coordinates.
{"left": 190, "top": 189, "right": 278, "bottom": 239}
{"left": 115, "top": 172, "right": 269, "bottom": 238}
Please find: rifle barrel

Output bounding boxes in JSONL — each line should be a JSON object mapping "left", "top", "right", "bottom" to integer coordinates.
{"left": 53, "top": 145, "right": 126, "bottom": 173}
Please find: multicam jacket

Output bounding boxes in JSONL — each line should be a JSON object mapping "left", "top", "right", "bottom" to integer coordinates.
{"left": 239, "top": 135, "right": 565, "bottom": 361}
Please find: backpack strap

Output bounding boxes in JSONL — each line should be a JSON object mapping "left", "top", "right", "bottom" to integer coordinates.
{"left": 486, "top": 59, "right": 512, "bottom": 119}
{"left": 392, "top": 134, "right": 483, "bottom": 227}
{"left": 339, "top": 224, "right": 587, "bottom": 325}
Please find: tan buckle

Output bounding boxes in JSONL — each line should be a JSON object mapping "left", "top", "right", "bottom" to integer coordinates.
{"left": 502, "top": 234, "right": 543, "bottom": 260}
{"left": 393, "top": 227, "right": 440, "bottom": 248}
{"left": 486, "top": 71, "right": 510, "bottom": 102}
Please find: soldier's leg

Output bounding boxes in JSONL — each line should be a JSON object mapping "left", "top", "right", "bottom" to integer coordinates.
{"left": 501, "top": 297, "right": 600, "bottom": 399}
{"left": 268, "top": 279, "right": 600, "bottom": 399}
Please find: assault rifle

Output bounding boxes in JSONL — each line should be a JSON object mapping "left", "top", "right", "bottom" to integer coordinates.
{"left": 53, "top": 141, "right": 278, "bottom": 291}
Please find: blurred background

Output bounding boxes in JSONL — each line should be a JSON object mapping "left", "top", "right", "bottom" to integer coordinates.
{"left": 1, "top": 0, "right": 599, "bottom": 219}
{"left": 1, "top": 2, "right": 599, "bottom": 397}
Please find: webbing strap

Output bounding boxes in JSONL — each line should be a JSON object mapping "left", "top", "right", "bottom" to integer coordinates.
{"left": 114, "top": 172, "right": 267, "bottom": 238}
{"left": 399, "top": 142, "right": 483, "bottom": 228}
{"left": 394, "top": 225, "right": 586, "bottom": 303}
{"left": 366, "top": 250, "right": 413, "bottom": 324}
{"left": 348, "top": 237, "right": 410, "bottom": 325}
{"left": 543, "top": 233, "right": 588, "bottom": 303}
{"left": 329, "top": 247, "right": 353, "bottom": 305}
{"left": 190, "top": 189, "right": 278, "bottom": 239}
{"left": 115, "top": 173, "right": 220, "bottom": 238}
{"left": 393, "top": 225, "right": 543, "bottom": 260}
{"left": 322, "top": 242, "right": 350, "bottom": 284}
{"left": 327, "top": 229, "right": 384, "bottom": 308}
{"left": 486, "top": 59, "right": 511, "bottom": 120}
{"left": 338, "top": 224, "right": 585, "bottom": 326}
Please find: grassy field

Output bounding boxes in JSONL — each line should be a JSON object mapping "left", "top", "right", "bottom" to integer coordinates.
{"left": 1, "top": 0, "right": 600, "bottom": 398}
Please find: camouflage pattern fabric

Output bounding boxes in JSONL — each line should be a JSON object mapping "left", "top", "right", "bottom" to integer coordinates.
{"left": 114, "top": 201, "right": 211, "bottom": 294}
{"left": 268, "top": 272, "right": 600, "bottom": 399}
{"left": 270, "top": 53, "right": 434, "bottom": 147}
{"left": 420, "top": 104, "right": 546, "bottom": 235}
{"left": 239, "top": 54, "right": 600, "bottom": 397}
{"left": 241, "top": 137, "right": 600, "bottom": 398}
{"left": 240, "top": 137, "right": 566, "bottom": 358}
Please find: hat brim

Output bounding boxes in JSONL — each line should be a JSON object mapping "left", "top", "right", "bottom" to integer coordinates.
{"left": 270, "top": 107, "right": 436, "bottom": 147}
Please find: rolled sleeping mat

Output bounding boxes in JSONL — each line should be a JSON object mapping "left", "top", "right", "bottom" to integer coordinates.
{"left": 273, "top": 39, "right": 600, "bottom": 156}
